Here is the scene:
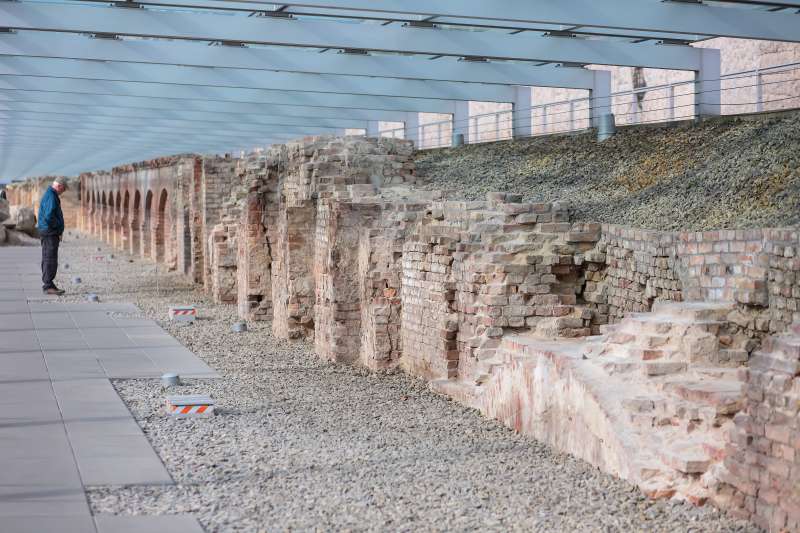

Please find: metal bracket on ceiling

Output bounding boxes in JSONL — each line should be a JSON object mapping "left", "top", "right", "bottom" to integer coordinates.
{"left": 90, "top": 32, "right": 121, "bottom": 40}
{"left": 459, "top": 56, "right": 489, "bottom": 63}
{"left": 404, "top": 21, "right": 439, "bottom": 29}
{"left": 255, "top": 10, "right": 295, "bottom": 19}
{"left": 112, "top": 1, "right": 143, "bottom": 8}
{"left": 543, "top": 30, "right": 577, "bottom": 38}
{"left": 657, "top": 38, "right": 693, "bottom": 45}
{"left": 210, "top": 40, "right": 248, "bottom": 47}
{"left": 339, "top": 48, "right": 370, "bottom": 55}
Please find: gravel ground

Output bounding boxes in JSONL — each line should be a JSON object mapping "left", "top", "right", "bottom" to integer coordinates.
{"left": 416, "top": 112, "right": 800, "bottom": 231}
{"left": 49, "top": 235, "right": 761, "bottom": 532}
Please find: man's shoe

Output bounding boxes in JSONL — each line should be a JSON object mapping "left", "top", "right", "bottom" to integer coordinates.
{"left": 43, "top": 287, "right": 65, "bottom": 296}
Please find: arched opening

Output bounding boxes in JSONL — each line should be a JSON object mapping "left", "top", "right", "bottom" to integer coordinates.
{"left": 89, "top": 190, "right": 96, "bottom": 235}
{"left": 143, "top": 190, "right": 153, "bottom": 258}
{"left": 121, "top": 191, "right": 130, "bottom": 250}
{"left": 113, "top": 191, "right": 122, "bottom": 247}
{"left": 131, "top": 190, "right": 141, "bottom": 255}
{"left": 101, "top": 192, "right": 108, "bottom": 242}
{"left": 154, "top": 189, "right": 168, "bottom": 263}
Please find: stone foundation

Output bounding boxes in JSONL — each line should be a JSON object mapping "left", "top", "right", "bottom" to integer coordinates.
{"left": 20, "top": 135, "right": 797, "bottom": 530}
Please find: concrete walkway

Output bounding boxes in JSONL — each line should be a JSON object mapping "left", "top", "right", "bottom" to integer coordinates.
{"left": 0, "top": 247, "right": 213, "bottom": 533}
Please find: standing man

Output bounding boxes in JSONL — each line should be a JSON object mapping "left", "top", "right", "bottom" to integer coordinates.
{"left": 37, "top": 177, "right": 68, "bottom": 295}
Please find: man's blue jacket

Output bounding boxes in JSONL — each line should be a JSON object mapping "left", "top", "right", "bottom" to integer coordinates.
{"left": 37, "top": 186, "right": 64, "bottom": 237}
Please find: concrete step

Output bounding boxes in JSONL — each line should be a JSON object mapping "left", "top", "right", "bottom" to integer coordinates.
{"left": 429, "top": 379, "right": 477, "bottom": 405}
{"left": 658, "top": 442, "right": 712, "bottom": 474}
{"left": 661, "top": 378, "right": 744, "bottom": 416}
{"left": 603, "top": 359, "right": 687, "bottom": 377}
{"left": 651, "top": 301, "right": 735, "bottom": 322}
{"left": 642, "top": 361, "right": 688, "bottom": 377}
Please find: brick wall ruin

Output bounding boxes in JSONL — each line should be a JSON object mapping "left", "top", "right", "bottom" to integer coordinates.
{"left": 14, "top": 135, "right": 797, "bottom": 531}
{"left": 5, "top": 175, "right": 81, "bottom": 228}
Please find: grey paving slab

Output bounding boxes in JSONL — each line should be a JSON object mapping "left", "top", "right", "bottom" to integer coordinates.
{"left": 110, "top": 317, "right": 158, "bottom": 327}
{"left": 0, "top": 515, "right": 97, "bottom": 532}
{"left": 0, "top": 313, "right": 34, "bottom": 331}
{"left": 76, "top": 455, "right": 173, "bottom": 487}
{"left": 32, "top": 312, "right": 78, "bottom": 330}
{"left": 143, "top": 346, "right": 219, "bottom": 377}
{"left": 0, "top": 485, "right": 90, "bottom": 518}
{"left": 0, "top": 351, "right": 49, "bottom": 381}
{"left": 70, "top": 311, "right": 117, "bottom": 329}
{"left": 96, "top": 349, "right": 162, "bottom": 379}
{"left": 0, "top": 330, "right": 40, "bottom": 353}
{"left": 1, "top": 456, "right": 85, "bottom": 487}
{"left": 1, "top": 248, "right": 212, "bottom": 531}
{"left": 26, "top": 302, "right": 64, "bottom": 314}
{"left": 43, "top": 351, "right": 105, "bottom": 380}
{"left": 0, "top": 301, "right": 32, "bottom": 314}
{"left": 81, "top": 328, "right": 138, "bottom": 350}
{"left": 0, "top": 290, "right": 27, "bottom": 301}
{"left": 94, "top": 514, "right": 205, "bottom": 533}
{"left": 36, "top": 329, "right": 89, "bottom": 351}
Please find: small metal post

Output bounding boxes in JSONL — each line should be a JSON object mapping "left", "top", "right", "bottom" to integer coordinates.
{"left": 668, "top": 85, "right": 675, "bottom": 121}
{"left": 569, "top": 101, "right": 575, "bottom": 132}
{"left": 543, "top": 105, "right": 549, "bottom": 133}
{"left": 756, "top": 69, "right": 764, "bottom": 113}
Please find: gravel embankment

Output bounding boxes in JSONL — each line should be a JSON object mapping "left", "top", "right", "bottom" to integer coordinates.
{"left": 416, "top": 112, "right": 800, "bottom": 231}
{"left": 49, "top": 236, "right": 761, "bottom": 532}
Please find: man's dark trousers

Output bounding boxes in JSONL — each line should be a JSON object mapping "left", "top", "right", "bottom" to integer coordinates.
{"left": 41, "top": 235, "right": 60, "bottom": 291}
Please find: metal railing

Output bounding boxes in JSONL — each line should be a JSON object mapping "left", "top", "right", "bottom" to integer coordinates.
{"left": 375, "top": 61, "right": 800, "bottom": 150}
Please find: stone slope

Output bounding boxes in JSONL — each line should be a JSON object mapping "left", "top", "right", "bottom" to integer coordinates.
{"left": 416, "top": 111, "right": 800, "bottom": 231}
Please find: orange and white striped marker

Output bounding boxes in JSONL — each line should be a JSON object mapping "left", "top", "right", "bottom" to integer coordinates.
{"left": 169, "top": 305, "right": 197, "bottom": 322}
{"left": 166, "top": 394, "right": 215, "bottom": 418}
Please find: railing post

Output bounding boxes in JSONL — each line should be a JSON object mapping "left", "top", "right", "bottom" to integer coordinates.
{"left": 668, "top": 85, "right": 675, "bottom": 121}
{"left": 695, "top": 48, "right": 722, "bottom": 118}
{"left": 543, "top": 104, "right": 549, "bottom": 133}
{"left": 568, "top": 101, "right": 575, "bottom": 132}
{"left": 756, "top": 69, "right": 764, "bottom": 113}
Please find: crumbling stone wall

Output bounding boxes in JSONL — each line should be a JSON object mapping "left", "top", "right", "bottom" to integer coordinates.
{"left": 764, "top": 228, "right": 800, "bottom": 332}
{"left": 715, "top": 327, "right": 800, "bottom": 532}
{"left": 586, "top": 225, "right": 683, "bottom": 322}
{"left": 401, "top": 195, "right": 599, "bottom": 383}
{"left": 678, "top": 230, "right": 768, "bottom": 306}
{"left": 235, "top": 149, "right": 281, "bottom": 322}
{"left": 6, "top": 175, "right": 81, "bottom": 229}
{"left": 14, "top": 134, "right": 800, "bottom": 531}
{"left": 208, "top": 216, "right": 240, "bottom": 305}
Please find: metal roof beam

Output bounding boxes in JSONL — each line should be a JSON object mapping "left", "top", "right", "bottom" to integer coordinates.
{"left": 0, "top": 3, "right": 704, "bottom": 69}
{"left": 0, "top": 100, "right": 390, "bottom": 130}
{"left": 0, "top": 56, "right": 515, "bottom": 103}
{"left": 0, "top": 75, "right": 458, "bottom": 113}
{"left": 272, "top": 0, "right": 800, "bottom": 42}
{"left": 0, "top": 31, "right": 598, "bottom": 89}
{"left": 0, "top": 89, "right": 411, "bottom": 122}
